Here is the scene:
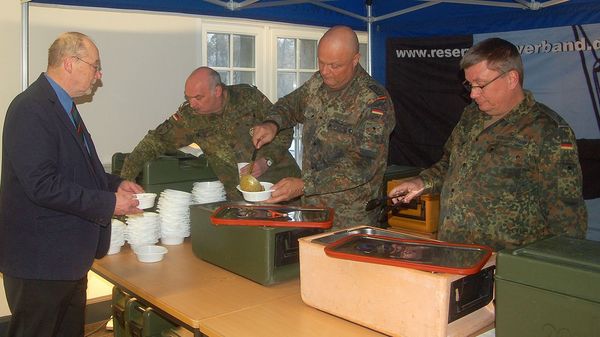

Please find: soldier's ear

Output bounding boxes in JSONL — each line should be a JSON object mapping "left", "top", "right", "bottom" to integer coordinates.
{"left": 214, "top": 84, "right": 223, "bottom": 97}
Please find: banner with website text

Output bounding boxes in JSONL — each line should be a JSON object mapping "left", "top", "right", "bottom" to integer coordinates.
{"left": 387, "top": 23, "right": 600, "bottom": 168}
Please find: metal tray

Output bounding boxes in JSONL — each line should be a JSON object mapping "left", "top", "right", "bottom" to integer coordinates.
{"left": 324, "top": 234, "right": 493, "bottom": 275}
{"left": 311, "top": 226, "right": 416, "bottom": 245}
{"left": 210, "top": 204, "right": 334, "bottom": 229}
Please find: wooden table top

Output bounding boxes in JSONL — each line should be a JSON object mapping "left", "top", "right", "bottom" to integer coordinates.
{"left": 92, "top": 240, "right": 387, "bottom": 337}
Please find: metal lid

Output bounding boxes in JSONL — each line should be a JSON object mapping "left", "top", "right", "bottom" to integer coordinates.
{"left": 210, "top": 204, "right": 334, "bottom": 228}
{"left": 324, "top": 234, "right": 492, "bottom": 275}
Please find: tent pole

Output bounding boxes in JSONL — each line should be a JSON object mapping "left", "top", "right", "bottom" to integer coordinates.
{"left": 366, "top": 0, "right": 372, "bottom": 75}
{"left": 21, "top": 0, "right": 30, "bottom": 91}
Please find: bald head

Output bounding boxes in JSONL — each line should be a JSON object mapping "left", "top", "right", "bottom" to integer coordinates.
{"left": 317, "top": 26, "right": 360, "bottom": 90}
{"left": 184, "top": 67, "right": 224, "bottom": 115}
{"left": 319, "top": 26, "right": 359, "bottom": 55}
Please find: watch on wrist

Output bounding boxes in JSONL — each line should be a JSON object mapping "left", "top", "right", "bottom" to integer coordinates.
{"left": 265, "top": 157, "right": 273, "bottom": 167}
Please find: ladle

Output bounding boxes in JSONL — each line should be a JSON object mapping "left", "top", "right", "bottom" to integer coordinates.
{"left": 239, "top": 148, "right": 264, "bottom": 192}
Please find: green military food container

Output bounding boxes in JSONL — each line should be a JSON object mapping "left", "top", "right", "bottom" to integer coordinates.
{"left": 495, "top": 235, "right": 600, "bottom": 337}
{"left": 190, "top": 202, "right": 333, "bottom": 285}
{"left": 124, "top": 298, "right": 177, "bottom": 337}
{"left": 112, "top": 152, "right": 217, "bottom": 194}
{"left": 112, "top": 286, "right": 132, "bottom": 337}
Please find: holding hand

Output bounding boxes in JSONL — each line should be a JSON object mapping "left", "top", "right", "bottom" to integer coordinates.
{"left": 238, "top": 157, "right": 269, "bottom": 178}
{"left": 251, "top": 122, "right": 278, "bottom": 149}
{"left": 388, "top": 177, "right": 426, "bottom": 204}
{"left": 113, "top": 180, "right": 144, "bottom": 215}
{"left": 117, "top": 180, "right": 144, "bottom": 194}
{"left": 265, "top": 177, "right": 304, "bottom": 203}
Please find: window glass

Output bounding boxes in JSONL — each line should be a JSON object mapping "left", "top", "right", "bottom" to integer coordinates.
{"left": 277, "top": 72, "right": 297, "bottom": 99}
{"left": 233, "top": 35, "right": 255, "bottom": 68}
{"left": 299, "top": 39, "right": 316, "bottom": 69}
{"left": 208, "top": 32, "right": 255, "bottom": 86}
{"left": 207, "top": 33, "right": 230, "bottom": 67}
{"left": 277, "top": 38, "right": 296, "bottom": 69}
{"left": 233, "top": 71, "right": 255, "bottom": 85}
{"left": 217, "top": 70, "right": 230, "bottom": 85}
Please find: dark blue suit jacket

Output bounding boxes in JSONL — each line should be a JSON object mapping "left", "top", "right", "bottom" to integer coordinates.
{"left": 0, "top": 73, "right": 121, "bottom": 280}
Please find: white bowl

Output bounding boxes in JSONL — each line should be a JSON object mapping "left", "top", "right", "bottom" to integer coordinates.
{"left": 134, "top": 245, "right": 168, "bottom": 263}
{"left": 236, "top": 182, "right": 273, "bottom": 202}
{"left": 135, "top": 193, "right": 157, "bottom": 209}
{"left": 161, "top": 236, "right": 185, "bottom": 245}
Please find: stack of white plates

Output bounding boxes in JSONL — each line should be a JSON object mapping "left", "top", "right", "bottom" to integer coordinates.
{"left": 157, "top": 189, "right": 193, "bottom": 245}
{"left": 192, "top": 181, "right": 226, "bottom": 204}
{"left": 107, "top": 219, "right": 126, "bottom": 255}
{"left": 125, "top": 212, "right": 161, "bottom": 250}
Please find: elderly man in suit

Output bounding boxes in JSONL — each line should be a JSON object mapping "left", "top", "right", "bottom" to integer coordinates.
{"left": 0, "top": 32, "right": 143, "bottom": 337}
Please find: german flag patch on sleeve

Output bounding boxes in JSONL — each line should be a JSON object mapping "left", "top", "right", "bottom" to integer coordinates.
{"left": 171, "top": 112, "right": 182, "bottom": 122}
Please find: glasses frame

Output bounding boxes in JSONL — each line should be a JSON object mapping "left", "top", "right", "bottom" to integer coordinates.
{"left": 463, "top": 71, "right": 507, "bottom": 93}
{"left": 74, "top": 56, "right": 102, "bottom": 73}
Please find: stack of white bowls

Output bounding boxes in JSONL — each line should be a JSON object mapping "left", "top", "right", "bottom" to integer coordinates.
{"left": 192, "top": 181, "right": 226, "bottom": 204}
{"left": 125, "top": 212, "right": 161, "bottom": 250}
{"left": 107, "top": 218, "right": 126, "bottom": 255}
{"left": 157, "top": 189, "right": 193, "bottom": 245}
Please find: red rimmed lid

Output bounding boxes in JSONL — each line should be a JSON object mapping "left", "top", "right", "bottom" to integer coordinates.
{"left": 210, "top": 204, "right": 334, "bottom": 229}
{"left": 324, "top": 234, "right": 492, "bottom": 275}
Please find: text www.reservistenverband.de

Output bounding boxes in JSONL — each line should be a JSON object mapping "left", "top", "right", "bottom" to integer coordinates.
{"left": 395, "top": 38, "right": 600, "bottom": 59}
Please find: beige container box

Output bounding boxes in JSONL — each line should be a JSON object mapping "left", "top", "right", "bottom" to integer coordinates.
{"left": 299, "top": 226, "right": 496, "bottom": 337}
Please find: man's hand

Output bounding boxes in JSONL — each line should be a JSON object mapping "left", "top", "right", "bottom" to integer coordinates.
{"left": 251, "top": 122, "right": 278, "bottom": 149}
{"left": 388, "top": 177, "right": 425, "bottom": 204}
{"left": 117, "top": 180, "right": 144, "bottom": 194}
{"left": 114, "top": 191, "right": 142, "bottom": 215}
{"left": 238, "top": 158, "right": 269, "bottom": 178}
{"left": 265, "top": 177, "right": 304, "bottom": 203}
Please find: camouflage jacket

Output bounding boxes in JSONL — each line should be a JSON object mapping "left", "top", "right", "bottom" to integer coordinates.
{"left": 266, "top": 65, "right": 395, "bottom": 228}
{"left": 120, "top": 84, "right": 300, "bottom": 200}
{"left": 420, "top": 91, "right": 587, "bottom": 251}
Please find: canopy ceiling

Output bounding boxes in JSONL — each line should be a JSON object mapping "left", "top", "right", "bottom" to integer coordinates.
{"left": 28, "top": 0, "right": 600, "bottom": 37}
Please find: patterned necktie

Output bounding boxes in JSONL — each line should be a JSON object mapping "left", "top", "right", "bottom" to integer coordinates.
{"left": 70, "top": 103, "right": 88, "bottom": 150}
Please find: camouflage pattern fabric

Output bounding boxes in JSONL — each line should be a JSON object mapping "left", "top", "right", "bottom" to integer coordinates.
{"left": 120, "top": 84, "right": 300, "bottom": 200}
{"left": 266, "top": 65, "right": 395, "bottom": 229}
{"left": 419, "top": 91, "right": 588, "bottom": 251}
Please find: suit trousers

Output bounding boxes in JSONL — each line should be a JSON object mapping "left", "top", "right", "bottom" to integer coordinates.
{"left": 3, "top": 274, "right": 88, "bottom": 337}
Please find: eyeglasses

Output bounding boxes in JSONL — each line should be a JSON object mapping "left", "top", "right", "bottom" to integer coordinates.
{"left": 463, "top": 71, "right": 506, "bottom": 92}
{"left": 74, "top": 56, "right": 102, "bottom": 73}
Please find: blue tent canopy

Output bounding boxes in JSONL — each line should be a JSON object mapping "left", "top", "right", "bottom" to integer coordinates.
{"left": 25, "top": 0, "right": 600, "bottom": 82}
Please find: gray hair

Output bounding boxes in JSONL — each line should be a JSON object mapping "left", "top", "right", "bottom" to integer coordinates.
{"left": 48, "top": 32, "right": 93, "bottom": 68}
{"left": 460, "top": 38, "right": 524, "bottom": 85}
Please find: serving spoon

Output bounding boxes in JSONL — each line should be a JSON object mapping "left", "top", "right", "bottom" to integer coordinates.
{"left": 239, "top": 148, "right": 264, "bottom": 192}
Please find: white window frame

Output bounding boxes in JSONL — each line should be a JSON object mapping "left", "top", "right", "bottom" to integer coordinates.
{"left": 201, "top": 21, "right": 267, "bottom": 89}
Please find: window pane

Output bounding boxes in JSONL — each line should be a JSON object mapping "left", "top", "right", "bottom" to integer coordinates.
{"left": 217, "top": 71, "right": 230, "bottom": 85}
{"left": 298, "top": 72, "right": 314, "bottom": 87}
{"left": 233, "top": 34, "right": 255, "bottom": 68}
{"left": 277, "top": 38, "right": 296, "bottom": 69}
{"left": 232, "top": 71, "right": 255, "bottom": 85}
{"left": 299, "top": 39, "right": 316, "bottom": 69}
{"left": 207, "top": 33, "right": 230, "bottom": 67}
{"left": 359, "top": 43, "right": 368, "bottom": 69}
{"left": 277, "top": 71, "right": 297, "bottom": 98}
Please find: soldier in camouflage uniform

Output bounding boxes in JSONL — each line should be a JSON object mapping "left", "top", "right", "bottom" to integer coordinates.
{"left": 120, "top": 67, "right": 300, "bottom": 200}
{"left": 251, "top": 26, "right": 395, "bottom": 229}
{"left": 389, "top": 38, "right": 587, "bottom": 251}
